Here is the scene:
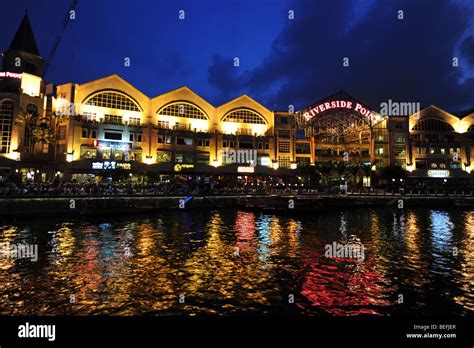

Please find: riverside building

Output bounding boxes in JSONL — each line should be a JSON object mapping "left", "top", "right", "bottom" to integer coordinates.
{"left": 1, "top": 14, "right": 474, "bottom": 185}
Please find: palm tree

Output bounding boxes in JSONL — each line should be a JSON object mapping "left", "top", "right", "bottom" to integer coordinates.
{"left": 15, "top": 106, "right": 56, "bottom": 157}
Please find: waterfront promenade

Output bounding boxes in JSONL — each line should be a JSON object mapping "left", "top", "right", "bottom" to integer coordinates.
{"left": 0, "top": 190, "right": 473, "bottom": 216}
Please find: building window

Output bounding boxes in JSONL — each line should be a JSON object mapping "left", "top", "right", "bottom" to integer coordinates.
{"left": 450, "top": 162, "right": 462, "bottom": 169}
{"left": 104, "top": 131, "right": 122, "bottom": 141}
{"left": 84, "top": 91, "right": 141, "bottom": 111}
{"left": 129, "top": 132, "right": 142, "bottom": 143}
{"left": 278, "top": 129, "right": 291, "bottom": 138}
{"left": 393, "top": 145, "right": 406, "bottom": 157}
{"left": 413, "top": 119, "right": 454, "bottom": 131}
{"left": 83, "top": 112, "right": 97, "bottom": 121}
{"left": 157, "top": 120, "right": 170, "bottom": 129}
{"left": 128, "top": 117, "right": 140, "bottom": 126}
{"left": 158, "top": 135, "right": 164, "bottom": 144}
{"left": 295, "top": 142, "right": 310, "bottom": 154}
{"left": 278, "top": 141, "right": 290, "bottom": 153}
{"left": 0, "top": 100, "right": 13, "bottom": 153}
{"left": 175, "top": 153, "right": 193, "bottom": 164}
{"left": 26, "top": 104, "right": 37, "bottom": 115}
{"left": 156, "top": 151, "right": 171, "bottom": 163}
{"left": 393, "top": 121, "right": 404, "bottom": 130}
{"left": 278, "top": 156, "right": 291, "bottom": 168}
{"left": 80, "top": 147, "right": 97, "bottom": 159}
{"left": 114, "top": 149, "right": 124, "bottom": 160}
{"left": 196, "top": 152, "right": 210, "bottom": 164}
{"left": 222, "top": 108, "right": 266, "bottom": 124}
{"left": 177, "top": 137, "right": 193, "bottom": 145}
{"left": 104, "top": 114, "right": 123, "bottom": 124}
{"left": 280, "top": 116, "right": 288, "bottom": 124}
{"left": 101, "top": 149, "right": 111, "bottom": 160}
{"left": 415, "top": 160, "right": 427, "bottom": 169}
{"left": 82, "top": 128, "right": 88, "bottom": 138}
{"left": 157, "top": 102, "right": 208, "bottom": 120}
{"left": 393, "top": 133, "right": 406, "bottom": 143}
{"left": 197, "top": 138, "right": 210, "bottom": 147}
{"left": 91, "top": 129, "right": 97, "bottom": 139}
{"left": 239, "top": 141, "right": 253, "bottom": 149}
{"left": 296, "top": 157, "right": 310, "bottom": 167}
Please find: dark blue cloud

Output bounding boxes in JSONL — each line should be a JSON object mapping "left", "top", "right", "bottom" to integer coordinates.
{"left": 207, "top": 0, "right": 474, "bottom": 112}
{"left": 460, "top": 35, "right": 474, "bottom": 67}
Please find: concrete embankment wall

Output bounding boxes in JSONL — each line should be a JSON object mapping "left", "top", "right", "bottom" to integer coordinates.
{"left": 0, "top": 194, "right": 473, "bottom": 216}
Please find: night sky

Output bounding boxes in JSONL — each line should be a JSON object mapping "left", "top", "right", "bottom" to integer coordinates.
{"left": 1, "top": 0, "right": 474, "bottom": 112}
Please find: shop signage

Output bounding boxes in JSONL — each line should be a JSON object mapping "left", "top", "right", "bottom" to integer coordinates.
{"left": 237, "top": 166, "right": 255, "bottom": 173}
{"left": 98, "top": 141, "right": 131, "bottom": 149}
{"left": 92, "top": 161, "right": 131, "bottom": 170}
{"left": 303, "top": 100, "right": 373, "bottom": 120}
{"left": 427, "top": 170, "right": 449, "bottom": 178}
{"left": 0, "top": 71, "right": 22, "bottom": 79}
{"left": 260, "top": 157, "right": 271, "bottom": 166}
{"left": 174, "top": 164, "right": 194, "bottom": 172}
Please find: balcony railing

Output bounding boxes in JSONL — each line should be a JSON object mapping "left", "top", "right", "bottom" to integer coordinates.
{"left": 75, "top": 115, "right": 142, "bottom": 127}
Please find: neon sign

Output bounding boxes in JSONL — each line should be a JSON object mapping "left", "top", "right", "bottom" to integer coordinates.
{"left": 237, "top": 166, "right": 255, "bottom": 173}
{"left": 0, "top": 72, "right": 22, "bottom": 79}
{"left": 427, "top": 170, "right": 449, "bottom": 178}
{"left": 174, "top": 164, "right": 194, "bottom": 172}
{"left": 92, "top": 161, "right": 131, "bottom": 170}
{"left": 303, "top": 100, "right": 373, "bottom": 120}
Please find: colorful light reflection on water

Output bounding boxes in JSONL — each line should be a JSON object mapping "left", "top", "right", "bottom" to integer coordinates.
{"left": 0, "top": 208, "right": 472, "bottom": 316}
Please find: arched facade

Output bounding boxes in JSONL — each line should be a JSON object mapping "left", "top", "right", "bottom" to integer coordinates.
{"left": 407, "top": 105, "right": 471, "bottom": 173}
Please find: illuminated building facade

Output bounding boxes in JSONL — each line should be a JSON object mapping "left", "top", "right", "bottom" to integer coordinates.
{"left": 1, "top": 14, "right": 474, "bottom": 183}
{"left": 53, "top": 75, "right": 282, "bottom": 179}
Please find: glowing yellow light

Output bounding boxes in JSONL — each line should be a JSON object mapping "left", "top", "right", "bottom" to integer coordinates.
{"left": 66, "top": 153, "right": 74, "bottom": 162}
{"left": 20, "top": 73, "right": 41, "bottom": 97}
{"left": 406, "top": 164, "right": 415, "bottom": 172}
{"left": 212, "top": 159, "right": 221, "bottom": 168}
{"left": 222, "top": 123, "right": 238, "bottom": 135}
{"left": 272, "top": 161, "right": 279, "bottom": 170}
{"left": 290, "top": 163, "right": 297, "bottom": 170}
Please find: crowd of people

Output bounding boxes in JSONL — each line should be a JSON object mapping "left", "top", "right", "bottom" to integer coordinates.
{"left": 1, "top": 176, "right": 472, "bottom": 197}
{"left": 0, "top": 179, "right": 293, "bottom": 197}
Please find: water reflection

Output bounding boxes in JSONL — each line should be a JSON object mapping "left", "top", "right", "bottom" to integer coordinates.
{"left": 0, "top": 208, "right": 472, "bottom": 316}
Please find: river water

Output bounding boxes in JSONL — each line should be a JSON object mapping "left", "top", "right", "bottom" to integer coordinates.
{"left": 0, "top": 208, "right": 472, "bottom": 316}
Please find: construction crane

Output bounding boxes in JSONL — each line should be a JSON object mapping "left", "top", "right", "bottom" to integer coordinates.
{"left": 42, "top": 0, "right": 78, "bottom": 76}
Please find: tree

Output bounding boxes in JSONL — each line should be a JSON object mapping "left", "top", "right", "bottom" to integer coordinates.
{"left": 15, "top": 106, "right": 56, "bottom": 156}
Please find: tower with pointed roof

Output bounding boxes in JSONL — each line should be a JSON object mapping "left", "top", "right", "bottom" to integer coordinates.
{"left": 2, "top": 12, "right": 44, "bottom": 77}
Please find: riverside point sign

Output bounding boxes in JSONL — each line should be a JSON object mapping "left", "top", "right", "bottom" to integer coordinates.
{"left": 0, "top": 71, "right": 22, "bottom": 79}
{"left": 303, "top": 100, "right": 373, "bottom": 120}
